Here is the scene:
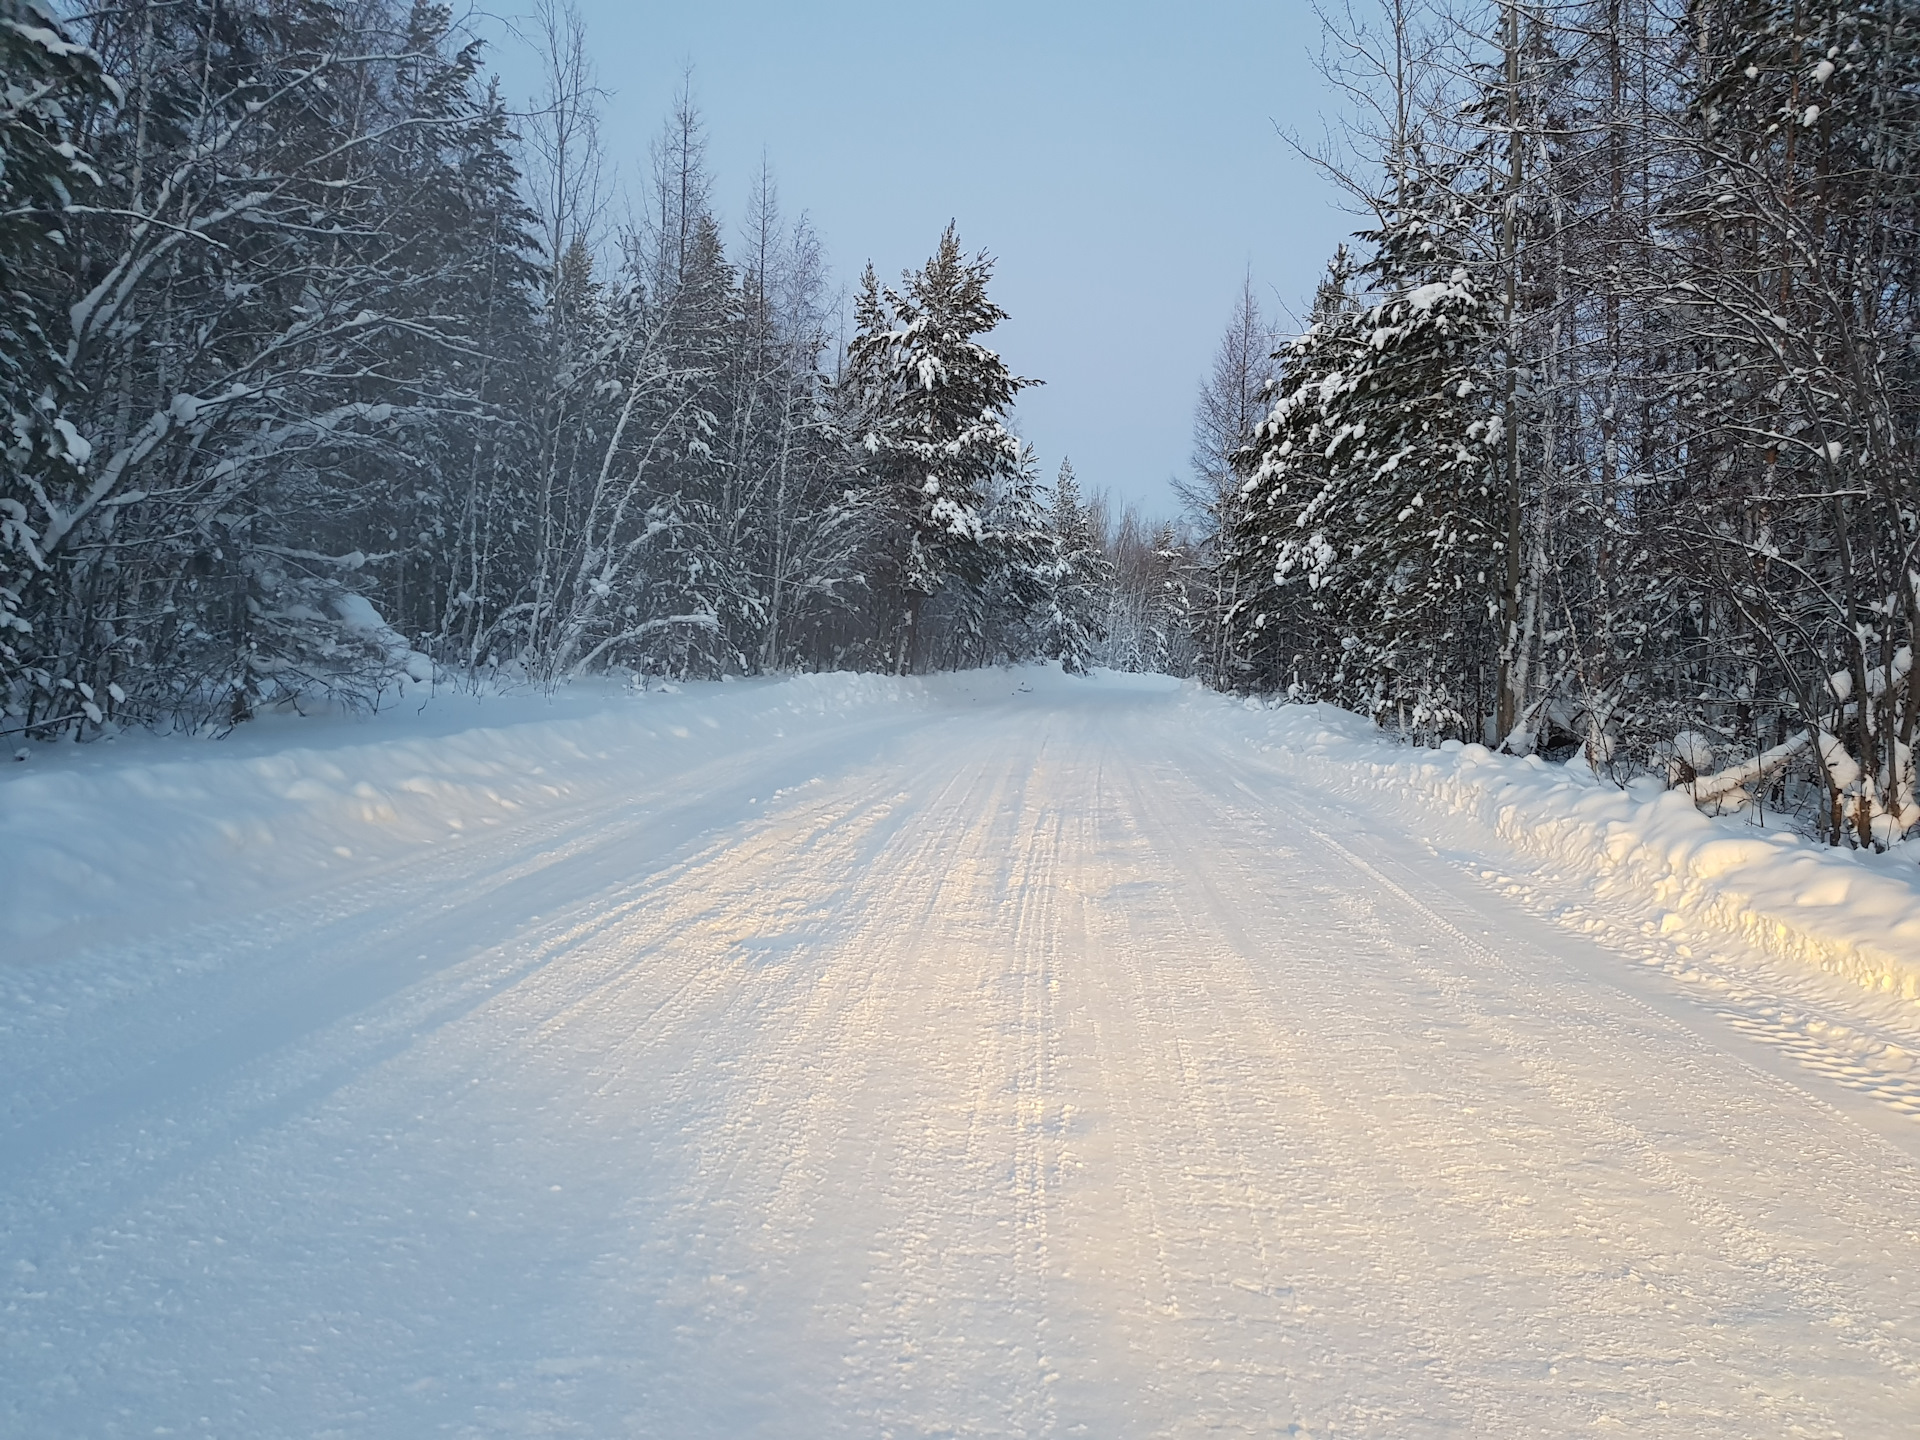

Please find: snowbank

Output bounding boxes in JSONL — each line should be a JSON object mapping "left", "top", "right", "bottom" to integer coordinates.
{"left": 16, "top": 665, "right": 1914, "bottom": 1007}
{"left": 1, "top": 672, "right": 934, "bottom": 954}
{"left": 1214, "top": 694, "right": 1920, "bottom": 1002}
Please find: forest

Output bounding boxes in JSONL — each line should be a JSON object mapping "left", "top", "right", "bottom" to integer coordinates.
{"left": 0, "top": 0, "right": 1161, "bottom": 733}
{"left": 4, "top": 0, "right": 1917, "bottom": 851}
{"left": 1204, "top": 0, "right": 1920, "bottom": 851}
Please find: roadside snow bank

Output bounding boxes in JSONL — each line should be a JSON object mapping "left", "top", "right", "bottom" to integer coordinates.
{"left": 2, "top": 672, "right": 932, "bottom": 954}
{"left": 1219, "top": 695, "right": 1920, "bottom": 1002}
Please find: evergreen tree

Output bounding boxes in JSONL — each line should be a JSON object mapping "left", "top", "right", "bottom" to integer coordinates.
{"left": 844, "top": 225, "right": 1033, "bottom": 672}
{"left": 0, "top": 1, "right": 108, "bottom": 700}
{"left": 972, "top": 446, "right": 1057, "bottom": 666}
{"left": 1231, "top": 181, "right": 1500, "bottom": 737}
{"left": 1042, "top": 459, "right": 1111, "bottom": 676}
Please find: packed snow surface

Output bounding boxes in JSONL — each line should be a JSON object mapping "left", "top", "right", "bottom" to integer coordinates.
{"left": 5, "top": 669, "right": 1920, "bottom": 1438}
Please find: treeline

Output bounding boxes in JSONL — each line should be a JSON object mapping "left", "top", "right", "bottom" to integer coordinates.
{"left": 1184, "top": 0, "right": 1920, "bottom": 849}
{"left": 24, "top": 0, "right": 1896, "bottom": 851}
{"left": 0, "top": 0, "right": 1131, "bottom": 739}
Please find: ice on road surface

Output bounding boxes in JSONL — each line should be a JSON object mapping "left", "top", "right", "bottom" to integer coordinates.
{"left": 5, "top": 670, "right": 1919, "bottom": 1437}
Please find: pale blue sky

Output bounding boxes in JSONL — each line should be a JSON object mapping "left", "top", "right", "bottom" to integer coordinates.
{"left": 481, "top": 2, "right": 1355, "bottom": 516}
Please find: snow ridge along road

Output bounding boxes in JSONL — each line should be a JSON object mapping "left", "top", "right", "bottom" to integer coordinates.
{"left": 4, "top": 669, "right": 1919, "bottom": 1437}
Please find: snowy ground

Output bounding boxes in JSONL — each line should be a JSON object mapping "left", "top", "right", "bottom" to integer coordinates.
{"left": 4, "top": 668, "right": 1920, "bottom": 1438}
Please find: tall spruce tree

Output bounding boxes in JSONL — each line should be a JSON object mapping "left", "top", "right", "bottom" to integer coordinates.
{"left": 1042, "top": 459, "right": 1111, "bottom": 675}
{"left": 1231, "top": 180, "right": 1500, "bottom": 738}
{"left": 844, "top": 225, "right": 1033, "bottom": 672}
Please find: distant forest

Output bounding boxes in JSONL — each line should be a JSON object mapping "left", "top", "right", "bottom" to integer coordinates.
{"left": 5, "top": 0, "right": 1917, "bottom": 850}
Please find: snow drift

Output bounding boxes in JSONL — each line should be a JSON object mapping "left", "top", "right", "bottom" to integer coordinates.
{"left": 1213, "top": 694, "right": 1920, "bottom": 1002}
{"left": 1, "top": 672, "right": 933, "bottom": 954}
{"left": 7, "top": 668, "right": 1918, "bottom": 1011}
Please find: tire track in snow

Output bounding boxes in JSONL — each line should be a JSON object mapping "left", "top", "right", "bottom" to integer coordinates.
{"left": 0, "top": 713, "right": 927, "bottom": 1151}
{"left": 1238, "top": 742, "right": 1920, "bottom": 1153}
{"left": 9, "top": 679, "right": 1920, "bottom": 1438}
{"left": 1083, "top": 722, "right": 1483, "bottom": 1437}
{"left": 505, "top": 720, "right": 1056, "bottom": 1436}
{"left": 1223, "top": 748, "right": 1920, "bottom": 1433}
{"left": 0, "top": 713, "right": 967, "bottom": 1436}
{"left": 403, "top": 735, "right": 992, "bottom": 1436}
{"left": 828, "top": 725, "right": 1060, "bottom": 1438}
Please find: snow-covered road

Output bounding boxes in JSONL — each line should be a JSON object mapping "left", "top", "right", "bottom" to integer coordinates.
{"left": 6, "top": 673, "right": 1920, "bottom": 1437}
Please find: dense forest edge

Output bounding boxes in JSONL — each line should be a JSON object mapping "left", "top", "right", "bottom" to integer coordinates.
{"left": 4, "top": 0, "right": 1918, "bottom": 857}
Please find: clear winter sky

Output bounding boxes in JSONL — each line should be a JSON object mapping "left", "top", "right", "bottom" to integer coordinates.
{"left": 479, "top": 1, "right": 1355, "bottom": 517}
